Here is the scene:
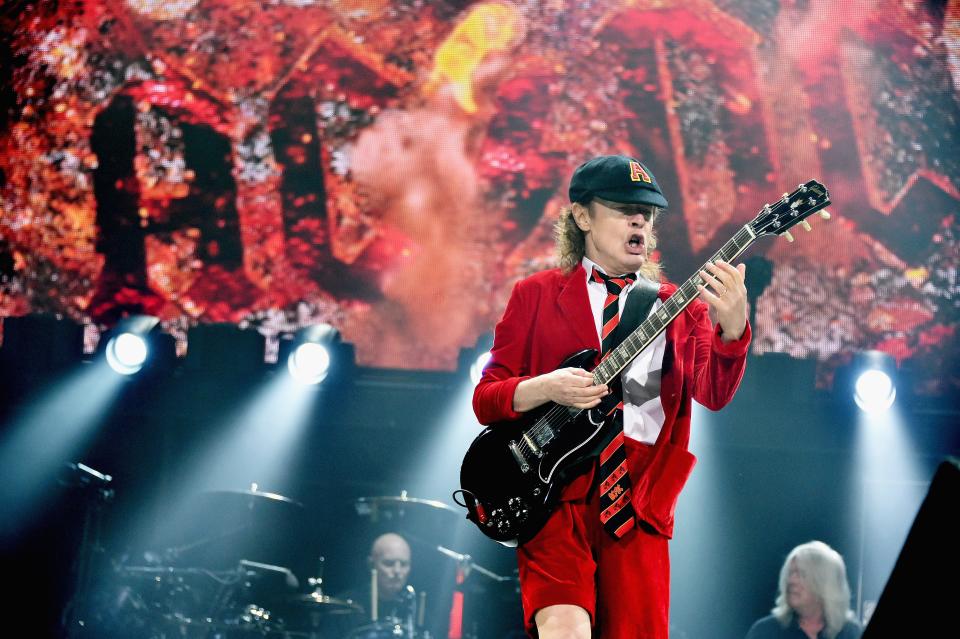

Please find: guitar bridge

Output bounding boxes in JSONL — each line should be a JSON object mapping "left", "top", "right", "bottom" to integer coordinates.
{"left": 508, "top": 440, "right": 530, "bottom": 473}
{"left": 522, "top": 433, "right": 542, "bottom": 457}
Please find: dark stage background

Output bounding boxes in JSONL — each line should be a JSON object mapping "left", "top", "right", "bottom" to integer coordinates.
{"left": 1, "top": 0, "right": 959, "bottom": 638}
{"left": 2, "top": 352, "right": 957, "bottom": 638}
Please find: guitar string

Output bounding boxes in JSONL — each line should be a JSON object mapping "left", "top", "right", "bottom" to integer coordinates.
{"left": 516, "top": 225, "right": 760, "bottom": 460}
{"left": 517, "top": 227, "right": 756, "bottom": 457}
{"left": 515, "top": 183, "right": 835, "bottom": 456}
{"left": 518, "top": 194, "right": 824, "bottom": 458}
{"left": 486, "top": 187, "right": 826, "bottom": 527}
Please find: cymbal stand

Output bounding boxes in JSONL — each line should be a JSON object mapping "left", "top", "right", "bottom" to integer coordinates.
{"left": 307, "top": 555, "right": 325, "bottom": 596}
{"left": 417, "top": 589, "right": 431, "bottom": 639}
{"left": 402, "top": 585, "right": 418, "bottom": 639}
{"left": 61, "top": 463, "right": 114, "bottom": 639}
{"left": 204, "top": 563, "right": 248, "bottom": 627}
{"left": 296, "top": 556, "right": 327, "bottom": 638}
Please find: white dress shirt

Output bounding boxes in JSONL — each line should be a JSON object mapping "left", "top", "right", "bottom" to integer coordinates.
{"left": 582, "top": 257, "right": 666, "bottom": 444}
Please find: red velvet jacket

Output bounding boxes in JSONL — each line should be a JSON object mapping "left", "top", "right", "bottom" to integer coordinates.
{"left": 473, "top": 264, "right": 750, "bottom": 538}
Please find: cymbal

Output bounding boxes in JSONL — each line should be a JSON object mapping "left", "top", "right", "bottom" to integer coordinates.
{"left": 203, "top": 489, "right": 304, "bottom": 508}
{"left": 355, "top": 491, "right": 459, "bottom": 519}
{"left": 288, "top": 592, "right": 363, "bottom": 615}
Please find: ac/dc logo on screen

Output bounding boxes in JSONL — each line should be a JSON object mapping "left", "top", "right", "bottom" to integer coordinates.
{"left": 629, "top": 161, "right": 651, "bottom": 183}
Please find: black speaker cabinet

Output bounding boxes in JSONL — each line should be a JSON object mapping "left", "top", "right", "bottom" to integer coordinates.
{"left": 862, "top": 457, "right": 959, "bottom": 636}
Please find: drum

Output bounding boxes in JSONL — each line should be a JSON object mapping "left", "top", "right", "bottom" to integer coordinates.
{"left": 346, "top": 620, "right": 409, "bottom": 639}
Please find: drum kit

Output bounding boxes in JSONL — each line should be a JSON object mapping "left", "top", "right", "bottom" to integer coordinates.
{"left": 91, "top": 489, "right": 516, "bottom": 639}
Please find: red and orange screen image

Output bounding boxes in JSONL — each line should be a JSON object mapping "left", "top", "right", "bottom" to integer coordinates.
{"left": 0, "top": 0, "right": 957, "bottom": 392}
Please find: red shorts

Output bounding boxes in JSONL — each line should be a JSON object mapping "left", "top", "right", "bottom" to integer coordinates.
{"left": 516, "top": 441, "right": 670, "bottom": 639}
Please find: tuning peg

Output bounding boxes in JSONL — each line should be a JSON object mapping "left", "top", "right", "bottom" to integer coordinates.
{"left": 800, "top": 220, "right": 812, "bottom": 231}
{"left": 819, "top": 209, "right": 831, "bottom": 220}
{"left": 783, "top": 231, "right": 795, "bottom": 243}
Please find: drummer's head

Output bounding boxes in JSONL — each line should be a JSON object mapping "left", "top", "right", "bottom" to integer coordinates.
{"left": 369, "top": 533, "right": 412, "bottom": 600}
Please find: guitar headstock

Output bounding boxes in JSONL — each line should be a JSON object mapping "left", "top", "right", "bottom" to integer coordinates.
{"left": 749, "top": 180, "right": 831, "bottom": 241}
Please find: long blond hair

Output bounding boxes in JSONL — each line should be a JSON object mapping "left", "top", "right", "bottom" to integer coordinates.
{"left": 554, "top": 201, "right": 661, "bottom": 280}
{"left": 772, "top": 541, "right": 858, "bottom": 639}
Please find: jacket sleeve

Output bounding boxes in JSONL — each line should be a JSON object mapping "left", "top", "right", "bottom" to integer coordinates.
{"left": 472, "top": 280, "right": 535, "bottom": 425}
{"left": 688, "top": 301, "right": 751, "bottom": 411}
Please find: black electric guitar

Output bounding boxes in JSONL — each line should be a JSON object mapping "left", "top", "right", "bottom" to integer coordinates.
{"left": 455, "top": 180, "right": 831, "bottom": 546}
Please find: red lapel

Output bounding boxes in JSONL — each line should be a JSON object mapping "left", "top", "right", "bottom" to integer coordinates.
{"left": 656, "top": 285, "right": 690, "bottom": 445}
{"left": 556, "top": 265, "right": 601, "bottom": 355}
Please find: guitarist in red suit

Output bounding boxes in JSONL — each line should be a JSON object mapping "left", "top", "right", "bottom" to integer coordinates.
{"left": 472, "top": 155, "right": 751, "bottom": 639}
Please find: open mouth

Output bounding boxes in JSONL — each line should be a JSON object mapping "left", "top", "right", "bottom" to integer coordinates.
{"left": 626, "top": 234, "right": 645, "bottom": 254}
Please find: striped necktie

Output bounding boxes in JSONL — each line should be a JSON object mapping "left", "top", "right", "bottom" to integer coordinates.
{"left": 591, "top": 267, "right": 638, "bottom": 539}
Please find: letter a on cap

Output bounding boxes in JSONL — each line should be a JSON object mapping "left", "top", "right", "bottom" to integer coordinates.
{"left": 629, "top": 161, "right": 651, "bottom": 183}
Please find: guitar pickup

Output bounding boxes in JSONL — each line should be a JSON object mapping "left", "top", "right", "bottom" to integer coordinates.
{"left": 522, "top": 433, "right": 543, "bottom": 457}
{"left": 508, "top": 440, "right": 530, "bottom": 473}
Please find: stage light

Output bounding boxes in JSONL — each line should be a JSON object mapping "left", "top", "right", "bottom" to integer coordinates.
{"left": 281, "top": 324, "right": 349, "bottom": 387}
{"left": 469, "top": 351, "right": 492, "bottom": 386}
{"left": 100, "top": 315, "right": 174, "bottom": 376}
{"left": 855, "top": 370, "right": 895, "bottom": 413}
{"left": 288, "top": 342, "right": 331, "bottom": 385}
{"left": 106, "top": 333, "right": 148, "bottom": 374}
{"left": 460, "top": 333, "right": 494, "bottom": 386}
{"left": 853, "top": 350, "right": 897, "bottom": 413}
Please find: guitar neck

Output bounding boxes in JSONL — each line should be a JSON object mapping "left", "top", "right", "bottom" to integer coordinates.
{"left": 593, "top": 224, "right": 757, "bottom": 387}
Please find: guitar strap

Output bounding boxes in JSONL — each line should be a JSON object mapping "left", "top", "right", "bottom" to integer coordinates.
{"left": 593, "top": 277, "right": 660, "bottom": 420}
{"left": 576, "top": 276, "right": 661, "bottom": 468}
{"left": 610, "top": 276, "right": 660, "bottom": 351}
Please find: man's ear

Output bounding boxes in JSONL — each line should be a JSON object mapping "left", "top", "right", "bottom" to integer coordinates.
{"left": 572, "top": 202, "right": 591, "bottom": 232}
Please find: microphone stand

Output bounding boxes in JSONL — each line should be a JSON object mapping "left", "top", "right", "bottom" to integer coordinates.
{"left": 435, "top": 545, "right": 514, "bottom": 639}
{"left": 435, "top": 545, "right": 513, "bottom": 583}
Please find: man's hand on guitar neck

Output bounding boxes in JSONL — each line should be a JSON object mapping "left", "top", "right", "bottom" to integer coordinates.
{"left": 698, "top": 260, "right": 748, "bottom": 342}
{"left": 513, "top": 367, "right": 610, "bottom": 413}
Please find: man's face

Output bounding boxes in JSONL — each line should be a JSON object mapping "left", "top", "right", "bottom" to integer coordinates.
{"left": 574, "top": 197, "right": 655, "bottom": 276}
{"left": 370, "top": 535, "right": 411, "bottom": 599}
{"left": 786, "top": 560, "right": 818, "bottom": 614}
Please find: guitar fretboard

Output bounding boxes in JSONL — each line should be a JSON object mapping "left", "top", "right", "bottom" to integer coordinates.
{"left": 592, "top": 224, "right": 756, "bottom": 386}
{"left": 515, "top": 179, "right": 829, "bottom": 463}
{"left": 523, "top": 225, "right": 759, "bottom": 451}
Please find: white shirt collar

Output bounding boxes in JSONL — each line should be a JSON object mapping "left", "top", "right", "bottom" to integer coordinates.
{"left": 581, "top": 256, "right": 639, "bottom": 284}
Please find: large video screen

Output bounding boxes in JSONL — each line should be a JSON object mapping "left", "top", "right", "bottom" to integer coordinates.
{"left": 1, "top": 0, "right": 957, "bottom": 393}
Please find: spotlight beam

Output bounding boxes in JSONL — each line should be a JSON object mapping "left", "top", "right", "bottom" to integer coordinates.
{"left": 0, "top": 363, "right": 125, "bottom": 543}
{"left": 128, "top": 372, "right": 318, "bottom": 555}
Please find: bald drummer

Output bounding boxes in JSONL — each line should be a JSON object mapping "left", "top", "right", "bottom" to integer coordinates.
{"left": 369, "top": 533, "right": 413, "bottom": 612}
